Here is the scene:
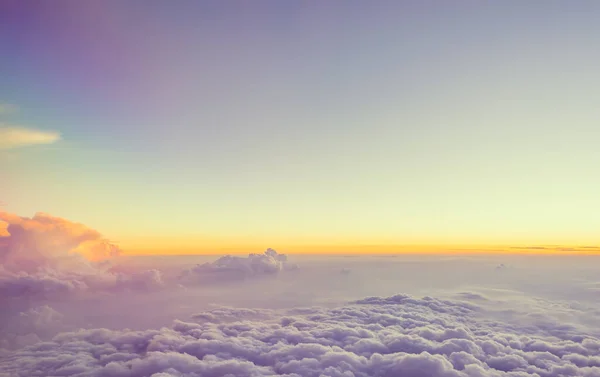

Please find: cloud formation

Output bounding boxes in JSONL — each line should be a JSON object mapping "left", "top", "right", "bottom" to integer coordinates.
{"left": 0, "top": 126, "right": 61, "bottom": 149}
{"left": 0, "top": 305, "right": 65, "bottom": 351}
{"left": 0, "top": 211, "right": 303, "bottom": 302}
{"left": 0, "top": 211, "right": 169, "bottom": 299}
{"left": 2, "top": 210, "right": 600, "bottom": 376}
{"left": 2, "top": 294, "right": 600, "bottom": 376}
{"left": 179, "top": 248, "right": 299, "bottom": 283}
{"left": 0, "top": 211, "right": 121, "bottom": 270}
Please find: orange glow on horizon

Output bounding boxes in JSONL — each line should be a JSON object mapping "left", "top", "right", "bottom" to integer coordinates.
{"left": 2, "top": 216, "right": 598, "bottom": 256}
{"left": 113, "top": 231, "right": 600, "bottom": 256}
{"left": 121, "top": 242, "right": 600, "bottom": 256}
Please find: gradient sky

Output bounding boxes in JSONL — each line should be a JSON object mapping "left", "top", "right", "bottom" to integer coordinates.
{"left": 1, "top": 1, "right": 599, "bottom": 252}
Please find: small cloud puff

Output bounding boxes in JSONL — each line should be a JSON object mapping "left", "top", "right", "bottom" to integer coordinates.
{"left": 2, "top": 294, "right": 600, "bottom": 376}
{"left": 0, "top": 126, "right": 61, "bottom": 149}
{"left": 495, "top": 264, "right": 511, "bottom": 272}
{"left": 180, "top": 248, "right": 298, "bottom": 283}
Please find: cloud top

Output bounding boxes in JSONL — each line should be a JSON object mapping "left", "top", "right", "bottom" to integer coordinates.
{"left": 0, "top": 211, "right": 121, "bottom": 270}
{"left": 0, "top": 211, "right": 131, "bottom": 299}
{"left": 180, "top": 248, "right": 298, "bottom": 283}
{"left": 2, "top": 294, "right": 600, "bottom": 376}
{"left": 0, "top": 126, "right": 61, "bottom": 149}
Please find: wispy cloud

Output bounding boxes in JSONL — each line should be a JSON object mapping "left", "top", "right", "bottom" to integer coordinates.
{"left": 0, "top": 104, "right": 18, "bottom": 115}
{"left": 509, "top": 245, "right": 600, "bottom": 253}
{"left": 0, "top": 126, "right": 61, "bottom": 149}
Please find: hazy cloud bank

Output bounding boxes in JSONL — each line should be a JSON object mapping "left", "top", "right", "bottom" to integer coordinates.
{"left": 0, "top": 126, "right": 61, "bottom": 149}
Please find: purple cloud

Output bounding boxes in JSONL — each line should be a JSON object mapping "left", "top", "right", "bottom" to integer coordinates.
{"left": 0, "top": 211, "right": 167, "bottom": 299}
{"left": 2, "top": 294, "right": 599, "bottom": 376}
{"left": 179, "top": 248, "right": 299, "bottom": 284}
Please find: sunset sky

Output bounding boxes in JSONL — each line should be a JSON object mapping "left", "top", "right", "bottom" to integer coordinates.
{"left": 1, "top": 1, "right": 599, "bottom": 254}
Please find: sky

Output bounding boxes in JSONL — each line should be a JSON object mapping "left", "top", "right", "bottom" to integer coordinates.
{"left": 1, "top": 1, "right": 600, "bottom": 253}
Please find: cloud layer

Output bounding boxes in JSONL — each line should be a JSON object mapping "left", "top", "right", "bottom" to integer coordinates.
{"left": 2, "top": 210, "right": 600, "bottom": 377}
{"left": 0, "top": 126, "right": 61, "bottom": 149}
{"left": 2, "top": 294, "right": 600, "bottom": 376}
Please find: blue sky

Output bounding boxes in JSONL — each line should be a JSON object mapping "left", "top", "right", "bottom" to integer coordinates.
{"left": 1, "top": 1, "right": 600, "bottom": 251}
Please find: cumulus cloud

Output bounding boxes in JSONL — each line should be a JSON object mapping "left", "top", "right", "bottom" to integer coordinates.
{"left": 0, "top": 211, "right": 167, "bottom": 299}
{"left": 0, "top": 126, "right": 61, "bottom": 149}
{"left": 0, "top": 211, "right": 303, "bottom": 301}
{"left": 0, "top": 211, "right": 121, "bottom": 271}
{"left": 115, "top": 269, "right": 166, "bottom": 291}
{"left": 179, "top": 248, "right": 299, "bottom": 284}
{"left": 0, "top": 305, "right": 64, "bottom": 350}
{"left": 2, "top": 293, "right": 600, "bottom": 376}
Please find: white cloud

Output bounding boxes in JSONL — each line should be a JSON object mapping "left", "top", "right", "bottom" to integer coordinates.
{"left": 179, "top": 248, "right": 299, "bottom": 284}
{"left": 0, "top": 211, "right": 164, "bottom": 300}
{"left": 2, "top": 294, "right": 600, "bottom": 376}
{"left": 0, "top": 126, "right": 61, "bottom": 149}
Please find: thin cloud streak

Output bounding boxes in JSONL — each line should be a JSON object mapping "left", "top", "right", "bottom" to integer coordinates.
{"left": 0, "top": 126, "right": 61, "bottom": 149}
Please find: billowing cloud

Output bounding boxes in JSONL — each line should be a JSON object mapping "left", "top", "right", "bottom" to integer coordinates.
{"left": 0, "top": 211, "right": 167, "bottom": 299}
{"left": 0, "top": 126, "right": 61, "bottom": 149}
{"left": 2, "top": 294, "right": 600, "bottom": 376}
{"left": 0, "top": 211, "right": 121, "bottom": 271}
{"left": 179, "top": 248, "right": 299, "bottom": 283}
{"left": 0, "top": 305, "right": 64, "bottom": 351}
{"left": 115, "top": 269, "right": 165, "bottom": 291}
{"left": 0, "top": 211, "right": 303, "bottom": 301}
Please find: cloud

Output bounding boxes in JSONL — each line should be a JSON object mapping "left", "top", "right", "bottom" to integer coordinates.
{"left": 0, "top": 126, "right": 61, "bottom": 149}
{"left": 179, "top": 248, "right": 299, "bottom": 284}
{"left": 115, "top": 269, "right": 165, "bottom": 291}
{"left": 509, "top": 246, "right": 600, "bottom": 253}
{"left": 3, "top": 209, "right": 600, "bottom": 376}
{"left": 0, "top": 211, "right": 168, "bottom": 299}
{"left": 0, "top": 211, "right": 303, "bottom": 302}
{"left": 0, "top": 211, "right": 121, "bottom": 270}
{"left": 2, "top": 294, "right": 600, "bottom": 376}
{"left": 0, "top": 305, "right": 65, "bottom": 350}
